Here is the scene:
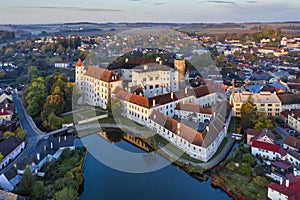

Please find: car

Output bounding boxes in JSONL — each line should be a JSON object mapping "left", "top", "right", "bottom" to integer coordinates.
{"left": 288, "top": 129, "right": 296, "bottom": 134}
{"left": 280, "top": 124, "right": 289, "bottom": 128}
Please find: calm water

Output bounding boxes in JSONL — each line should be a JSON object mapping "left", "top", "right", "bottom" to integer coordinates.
{"left": 80, "top": 133, "right": 232, "bottom": 200}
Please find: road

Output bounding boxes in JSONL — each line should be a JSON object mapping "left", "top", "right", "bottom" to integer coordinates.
{"left": 273, "top": 125, "right": 289, "bottom": 145}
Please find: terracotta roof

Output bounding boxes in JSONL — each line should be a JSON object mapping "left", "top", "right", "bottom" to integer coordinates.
{"left": 285, "top": 109, "right": 300, "bottom": 119}
{"left": 268, "top": 175, "right": 300, "bottom": 199}
{"left": 113, "top": 85, "right": 212, "bottom": 109}
{"left": 0, "top": 136, "right": 23, "bottom": 158}
{"left": 278, "top": 94, "right": 300, "bottom": 105}
{"left": 284, "top": 136, "right": 300, "bottom": 150}
{"left": 252, "top": 141, "right": 287, "bottom": 156}
{"left": 247, "top": 129, "right": 262, "bottom": 136}
{"left": 175, "top": 102, "right": 214, "bottom": 114}
{"left": 149, "top": 110, "right": 205, "bottom": 146}
{"left": 75, "top": 58, "right": 83, "bottom": 67}
{"left": 84, "top": 66, "right": 121, "bottom": 82}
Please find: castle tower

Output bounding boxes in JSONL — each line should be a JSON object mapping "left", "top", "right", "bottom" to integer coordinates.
{"left": 75, "top": 58, "right": 84, "bottom": 81}
{"left": 174, "top": 59, "right": 186, "bottom": 87}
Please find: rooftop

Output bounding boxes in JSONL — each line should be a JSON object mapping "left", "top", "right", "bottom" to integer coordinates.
{"left": 278, "top": 93, "right": 300, "bottom": 105}
{"left": 268, "top": 175, "right": 300, "bottom": 199}
{"left": 84, "top": 66, "right": 121, "bottom": 83}
{"left": 284, "top": 136, "right": 300, "bottom": 150}
{"left": 232, "top": 91, "right": 281, "bottom": 104}
{"left": 0, "top": 136, "right": 23, "bottom": 158}
{"left": 252, "top": 140, "right": 287, "bottom": 156}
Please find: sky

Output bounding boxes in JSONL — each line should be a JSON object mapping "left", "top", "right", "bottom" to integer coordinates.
{"left": 0, "top": 0, "right": 299, "bottom": 24}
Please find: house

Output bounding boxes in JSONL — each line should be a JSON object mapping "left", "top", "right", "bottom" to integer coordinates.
{"left": 285, "top": 149, "right": 300, "bottom": 166}
{"left": 283, "top": 136, "right": 300, "bottom": 152}
{"left": 75, "top": 59, "right": 123, "bottom": 109}
{"left": 285, "top": 109, "right": 300, "bottom": 132}
{"left": 231, "top": 91, "right": 282, "bottom": 117}
{"left": 0, "top": 137, "right": 25, "bottom": 169}
{"left": 246, "top": 128, "right": 275, "bottom": 145}
{"left": 0, "top": 189, "right": 25, "bottom": 200}
{"left": 0, "top": 108, "right": 13, "bottom": 121}
{"left": 54, "top": 61, "right": 69, "bottom": 68}
{"left": 278, "top": 94, "right": 300, "bottom": 111}
{"left": 251, "top": 141, "right": 287, "bottom": 160}
{"left": 0, "top": 93, "right": 13, "bottom": 105}
{"left": 268, "top": 175, "right": 300, "bottom": 200}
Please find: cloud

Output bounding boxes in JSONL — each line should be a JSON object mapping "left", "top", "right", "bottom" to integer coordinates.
{"left": 245, "top": 0, "right": 258, "bottom": 3}
{"left": 152, "top": 2, "right": 166, "bottom": 5}
{"left": 128, "top": 0, "right": 142, "bottom": 1}
{"left": 30, "top": 6, "right": 123, "bottom": 12}
{"left": 198, "top": 0, "right": 236, "bottom": 4}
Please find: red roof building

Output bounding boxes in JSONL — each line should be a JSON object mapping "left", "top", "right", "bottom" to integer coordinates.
{"left": 268, "top": 175, "right": 300, "bottom": 200}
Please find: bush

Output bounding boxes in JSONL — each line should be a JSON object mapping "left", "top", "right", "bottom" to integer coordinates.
{"left": 253, "top": 176, "right": 269, "bottom": 187}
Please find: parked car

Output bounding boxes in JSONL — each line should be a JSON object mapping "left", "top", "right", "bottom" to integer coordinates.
{"left": 280, "top": 124, "right": 289, "bottom": 128}
{"left": 288, "top": 129, "right": 296, "bottom": 134}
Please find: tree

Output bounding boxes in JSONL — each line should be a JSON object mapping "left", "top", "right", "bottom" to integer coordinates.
{"left": 18, "top": 165, "right": 35, "bottom": 196}
{"left": 238, "top": 162, "right": 251, "bottom": 176}
{"left": 27, "top": 66, "right": 42, "bottom": 83}
{"left": 15, "top": 127, "right": 26, "bottom": 140}
{"left": 253, "top": 176, "right": 269, "bottom": 187}
{"left": 242, "top": 153, "right": 257, "bottom": 166}
{"left": 31, "top": 181, "right": 45, "bottom": 200}
{"left": 254, "top": 113, "right": 274, "bottom": 130}
{"left": 53, "top": 187, "right": 78, "bottom": 200}
{"left": 241, "top": 96, "right": 257, "bottom": 129}
{"left": 0, "top": 153, "right": 3, "bottom": 162}
{"left": 3, "top": 131, "right": 15, "bottom": 139}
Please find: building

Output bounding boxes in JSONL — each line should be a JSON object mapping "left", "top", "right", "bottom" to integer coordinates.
{"left": 268, "top": 175, "right": 300, "bottom": 200}
{"left": 0, "top": 137, "right": 25, "bottom": 169}
{"left": 251, "top": 141, "right": 287, "bottom": 160}
{"left": 231, "top": 91, "right": 282, "bottom": 117}
{"left": 0, "top": 189, "right": 25, "bottom": 200}
{"left": 75, "top": 59, "right": 123, "bottom": 109}
{"left": 285, "top": 109, "right": 300, "bottom": 133}
{"left": 128, "top": 63, "right": 179, "bottom": 97}
{"left": 283, "top": 136, "right": 300, "bottom": 152}
{"left": 278, "top": 94, "right": 300, "bottom": 111}
{"left": 0, "top": 108, "right": 13, "bottom": 121}
{"left": 54, "top": 61, "right": 69, "bottom": 68}
{"left": 246, "top": 128, "right": 275, "bottom": 145}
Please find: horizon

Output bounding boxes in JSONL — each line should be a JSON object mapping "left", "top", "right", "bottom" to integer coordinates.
{"left": 1, "top": 0, "right": 300, "bottom": 24}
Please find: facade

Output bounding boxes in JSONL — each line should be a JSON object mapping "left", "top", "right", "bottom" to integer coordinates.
{"left": 75, "top": 59, "right": 123, "bottom": 109}
{"left": 278, "top": 94, "right": 300, "bottom": 111}
{"left": 286, "top": 109, "right": 300, "bottom": 133}
{"left": 251, "top": 141, "right": 287, "bottom": 160}
{"left": 54, "top": 61, "right": 69, "bottom": 68}
{"left": 231, "top": 91, "right": 282, "bottom": 117}
{"left": 268, "top": 175, "right": 300, "bottom": 200}
{"left": 0, "top": 136, "right": 25, "bottom": 169}
{"left": 246, "top": 128, "right": 275, "bottom": 145}
{"left": 129, "top": 64, "right": 179, "bottom": 97}
{"left": 283, "top": 136, "right": 300, "bottom": 152}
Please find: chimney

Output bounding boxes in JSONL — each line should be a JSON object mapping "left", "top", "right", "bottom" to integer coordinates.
{"left": 5, "top": 103, "right": 8, "bottom": 108}
{"left": 59, "top": 136, "right": 61, "bottom": 143}
{"left": 1, "top": 108, "right": 3, "bottom": 113}
{"left": 177, "top": 123, "right": 181, "bottom": 129}
{"left": 125, "top": 58, "right": 129, "bottom": 63}
{"left": 185, "top": 87, "right": 188, "bottom": 94}
{"left": 37, "top": 153, "right": 40, "bottom": 161}
{"left": 213, "top": 112, "right": 216, "bottom": 118}
{"left": 280, "top": 177, "right": 283, "bottom": 185}
{"left": 171, "top": 92, "right": 174, "bottom": 99}
{"left": 64, "top": 135, "right": 67, "bottom": 140}
{"left": 50, "top": 142, "right": 53, "bottom": 149}
{"left": 286, "top": 180, "right": 289, "bottom": 187}
{"left": 153, "top": 99, "right": 156, "bottom": 107}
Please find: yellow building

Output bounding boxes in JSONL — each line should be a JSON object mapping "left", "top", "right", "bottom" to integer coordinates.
{"left": 231, "top": 91, "right": 282, "bottom": 117}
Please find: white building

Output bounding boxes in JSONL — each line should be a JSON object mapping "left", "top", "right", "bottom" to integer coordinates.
{"left": 54, "top": 61, "right": 69, "bottom": 68}
{"left": 0, "top": 137, "right": 25, "bottom": 170}
{"left": 268, "top": 175, "right": 300, "bottom": 200}
{"left": 251, "top": 141, "right": 287, "bottom": 160}
{"left": 75, "top": 59, "right": 123, "bottom": 109}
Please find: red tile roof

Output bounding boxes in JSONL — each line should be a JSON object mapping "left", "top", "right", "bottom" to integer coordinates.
{"left": 284, "top": 136, "right": 300, "bottom": 150}
{"left": 268, "top": 175, "right": 300, "bottom": 199}
{"left": 84, "top": 66, "right": 121, "bottom": 82}
{"left": 175, "top": 102, "right": 214, "bottom": 114}
{"left": 252, "top": 141, "right": 287, "bottom": 156}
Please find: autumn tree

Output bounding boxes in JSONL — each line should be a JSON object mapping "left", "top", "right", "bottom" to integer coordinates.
{"left": 53, "top": 187, "right": 78, "bottom": 200}
{"left": 27, "top": 66, "right": 42, "bottom": 83}
{"left": 241, "top": 96, "right": 257, "bottom": 129}
{"left": 0, "top": 153, "right": 3, "bottom": 162}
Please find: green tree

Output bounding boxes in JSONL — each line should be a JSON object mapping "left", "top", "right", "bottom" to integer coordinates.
{"left": 226, "top": 162, "right": 236, "bottom": 171}
{"left": 25, "top": 77, "right": 46, "bottom": 116}
{"left": 242, "top": 153, "right": 257, "bottom": 166}
{"left": 31, "top": 181, "right": 45, "bottom": 200}
{"left": 3, "top": 131, "right": 15, "bottom": 139}
{"left": 53, "top": 187, "right": 78, "bottom": 200}
{"left": 254, "top": 113, "right": 274, "bottom": 130}
{"left": 241, "top": 96, "right": 257, "bottom": 129}
{"left": 15, "top": 127, "right": 27, "bottom": 140}
{"left": 18, "top": 165, "right": 35, "bottom": 196}
{"left": 27, "top": 66, "right": 42, "bottom": 83}
{"left": 238, "top": 162, "right": 251, "bottom": 176}
{"left": 253, "top": 176, "right": 269, "bottom": 187}
{"left": 0, "top": 153, "right": 3, "bottom": 162}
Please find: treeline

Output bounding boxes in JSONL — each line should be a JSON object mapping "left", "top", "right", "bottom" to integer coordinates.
{"left": 223, "top": 29, "right": 282, "bottom": 43}
{"left": 22, "top": 68, "right": 81, "bottom": 131}
{"left": 0, "top": 30, "right": 15, "bottom": 42}
{"left": 41, "top": 36, "right": 81, "bottom": 54}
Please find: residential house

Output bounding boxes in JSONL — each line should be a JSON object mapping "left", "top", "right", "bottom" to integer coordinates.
{"left": 268, "top": 175, "right": 300, "bottom": 200}
{"left": 54, "top": 61, "right": 69, "bottom": 68}
{"left": 284, "top": 109, "right": 300, "bottom": 132}
{"left": 251, "top": 141, "right": 287, "bottom": 160}
{"left": 283, "top": 136, "right": 300, "bottom": 152}
{"left": 0, "top": 108, "right": 13, "bottom": 121}
{"left": 231, "top": 91, "right": 282, "bottom": 117}
{"left": 0, "top": 137, "right": 25, "bottom": 169}
{"left": 278, "top": 94, "right": 300, "bottom": 111}
{"left": 246, "top": 128, "right": 275, "bottom": 145}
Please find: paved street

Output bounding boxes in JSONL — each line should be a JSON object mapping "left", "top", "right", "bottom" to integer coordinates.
{"left": 273, "top": 125, "right": 289, "bottom": 145}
